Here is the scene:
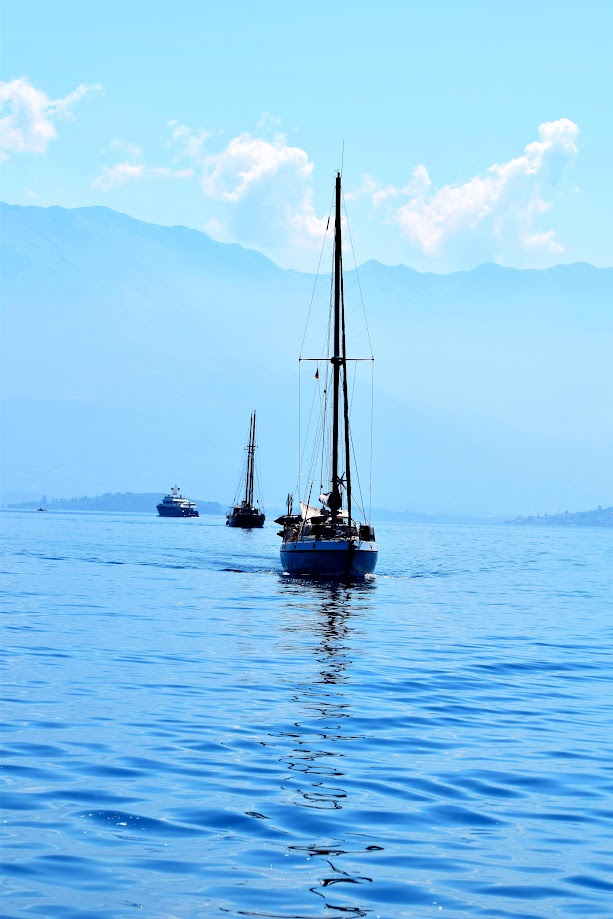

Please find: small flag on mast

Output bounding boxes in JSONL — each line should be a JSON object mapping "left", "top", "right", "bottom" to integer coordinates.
{"left": 315, "top": 368, "right": 319, "bottom": 380}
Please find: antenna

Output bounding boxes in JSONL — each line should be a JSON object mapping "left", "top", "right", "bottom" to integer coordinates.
{"left": 340, "top": 140, "right": 344, "bottom": 176}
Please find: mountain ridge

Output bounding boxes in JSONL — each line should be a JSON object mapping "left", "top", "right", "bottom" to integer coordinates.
{"left": 2, "top": 201, "right": 612, "bottom": 515}
{"left": 5, "top": 200, "right": 610, "bottom": 278}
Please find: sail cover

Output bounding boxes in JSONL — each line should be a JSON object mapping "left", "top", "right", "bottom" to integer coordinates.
{"left": 300, "top": 502, "right": 348, "bottom": 520}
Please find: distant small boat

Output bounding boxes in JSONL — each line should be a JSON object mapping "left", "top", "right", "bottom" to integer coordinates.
{"left": 226, "top": 411, "right": 265, "bottom": 528}
{"left": 37, "top": 507, "right": 47, "bottom": 512}
{"left": 156, "top": 485, "right": 199, "bottom": 518}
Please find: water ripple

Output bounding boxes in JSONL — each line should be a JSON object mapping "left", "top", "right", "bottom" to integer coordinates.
{"left": 2, "top": 513, "right": 612, "bottom": 917}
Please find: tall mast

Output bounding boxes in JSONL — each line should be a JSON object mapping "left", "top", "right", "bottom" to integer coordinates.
{"left": 341, "top": 273, "right": 352, "bottom": 529}
{"left": 330, "top": 172, "right": 342, "bottom": 521}
{"left": 245, "top": 411, "right": 256, "bottom": 506}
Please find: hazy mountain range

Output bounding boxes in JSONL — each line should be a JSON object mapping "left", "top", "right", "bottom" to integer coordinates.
{"left": 2, "top": 201, "right": 612, "bottom": 515}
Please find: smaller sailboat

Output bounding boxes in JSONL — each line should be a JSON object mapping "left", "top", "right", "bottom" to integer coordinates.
{"left": 226, "top": 411, "right": 266, "bottom": 528}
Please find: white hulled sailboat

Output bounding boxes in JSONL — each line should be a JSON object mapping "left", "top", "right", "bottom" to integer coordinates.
{"left": 276, "top": 171, "right": 378, "bottom": 578}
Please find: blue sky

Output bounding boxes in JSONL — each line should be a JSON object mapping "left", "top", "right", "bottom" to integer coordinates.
{"left": 2, "top": 0, "right": 612, "bottom": 272}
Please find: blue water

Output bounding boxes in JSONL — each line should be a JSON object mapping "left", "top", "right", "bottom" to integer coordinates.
{"left": 1, "top": 511, "right": 612, "bottom": 918}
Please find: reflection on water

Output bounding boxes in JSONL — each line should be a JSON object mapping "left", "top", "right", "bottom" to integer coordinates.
{"left": 273, "top": 582, "right": 377, "bottom": 914}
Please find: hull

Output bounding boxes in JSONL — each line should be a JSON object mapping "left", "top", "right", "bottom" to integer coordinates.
{"left": 227, "top": 513, "right": 265, "bottom": 528}
{"left": 157, "top": 506, "right": 199, "bottom": 518}
{"left": 281, "top": 539, "right": 378, "bottom": 578}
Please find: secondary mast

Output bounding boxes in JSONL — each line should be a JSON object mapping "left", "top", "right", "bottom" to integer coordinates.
{"left": 245, "top": 411, "right": 256, "bottom": 506}
{"left": 330, "top": 172, "right": 343, "bottom": 521}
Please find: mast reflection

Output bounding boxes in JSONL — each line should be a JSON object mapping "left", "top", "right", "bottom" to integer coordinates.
{"left": 273, "top": 580, "right": 379, "bottom": 915}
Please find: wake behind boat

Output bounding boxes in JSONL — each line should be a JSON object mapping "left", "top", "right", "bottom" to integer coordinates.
{"left": 276, "top": 171, "right": 378, "bottom": 579}
{"left": 226, "top": 411, "right": 265, "bottom": 528}
{"left": 156, "top": 485, "right": 199, "bottom": 517}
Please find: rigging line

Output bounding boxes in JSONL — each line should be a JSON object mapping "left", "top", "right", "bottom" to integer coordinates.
{"left": 305, "top": 388, "right": 325, "bottom": 495}
{"left": 349, "top": 426, "right": 367, "bottom": 520}
{"left": 300, "top": 255, "right": 334, "bottom": 361}
{"left": 325, "top": 254, "right": 334, "bottom": 357}
{"left": 299, "top": 369, "right": 323, "bottom": 477}
{"left": 314, "top": 360, "right": 330, "bottom": 483}
{"left": 302, "top": 389, "right": 322, "bottom": 502}
{"left": 231, "top": 454, "right": 247, "bottom": 506}
{"left": 252, "top": 424, "right": 264, "bottom": 507}
{"left": 231, "top": 424, "right": 251, "bottom": 505}
{"left": 319, "top": 373, "right": 329, "bottom": 493}
{"left": 348, "top": 357, "right": 358, "bottom": 417}
{"left": 302, "top": 373, "right": 327, "bottom": 506}
{"left": 350, "top": 432, "right": 366, "bottom": 518}
{"left": 300, "top": 483, "right": 314, "bottom": 537}
{"left": 299, "top": 188, "right": 335, "bottom": 359}
{"left": 254, "top": 463, "right": 265, "bottom": 510}
{"left": 369, "top": 358, "right": 374, "bottom": 523}
{"left": 313, "top": 250, "right": 334, "bottom": 494}
{"left": 340, "top": 251, "right": 352, "bottom": 529}
{"left": 297, "top": 359, "right": 301, "bottom": 501}
{"left": 341, "top": 189, "right": 374, "bottom": 358}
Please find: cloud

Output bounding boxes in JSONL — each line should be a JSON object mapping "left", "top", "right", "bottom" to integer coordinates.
{"left": 108, "top": 138, "right": 143, "bottom": 158}
{"left": 149, "top": 166, "right": 193, "bottom": 179}
{"left": 201, "top": 132, "right": 312, "bottom": 204}
{"left": 369, "top": 165, "right": 432, "bottom": 208}
{"left": 0, "top": 77, "right": 101, "bottom": 160}
{"left": 256, "top": 112, "right": 282, "bottom": 133}
{"left": 93, "top": 161, "right": 145, "bottom": 190}
{"left": 168, "top": 121, "right": 212, "bottom": 160}
{"left": 170, "top": 124, "right": 327, "bottom": 256}
{"left": 521, "top": 229, "right": 564, "bottom": 253}
{"left": 202, "top": 132, "right": 327, "bottom": 251}
{"left": 92, "top": 159, "right": 193, "bottom": 190}
{"left": 369, "top": 119, "right": 579, "bottom": 263}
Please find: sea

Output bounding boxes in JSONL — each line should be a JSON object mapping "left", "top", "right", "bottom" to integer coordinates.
{"left": 1, "top": 510, "right": 612, "bottom": 919}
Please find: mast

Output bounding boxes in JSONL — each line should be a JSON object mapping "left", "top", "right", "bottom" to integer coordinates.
{"left": 330, "top": 172, "right": 342, "bottom": 521}
{"left": 244, "top": 411, "right": 256, "bottom": 506}
{"left": 341, "top": 273, "right": 352, "bottom": 529}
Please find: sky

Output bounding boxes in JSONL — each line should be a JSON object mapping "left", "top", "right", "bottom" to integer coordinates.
{"left": 2, "top": 0, "right": 612, "bottom": 272}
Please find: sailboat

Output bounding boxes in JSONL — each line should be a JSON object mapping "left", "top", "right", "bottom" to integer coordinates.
{"left": 226, "top": 411, "right": 266, "bottom": 528}
{"left": 275, "top": 171, "right": 378, "bottom": 578}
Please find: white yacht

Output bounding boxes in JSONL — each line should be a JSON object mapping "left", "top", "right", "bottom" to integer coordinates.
{"left": 156, "top": 485, "right": 199, "bottom": 518}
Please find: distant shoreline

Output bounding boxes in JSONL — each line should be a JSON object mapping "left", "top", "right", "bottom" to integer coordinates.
{"left": 3, "top": 491, "right": 503, "bottom": 523}
{"left": 506, "top": 506, "right": 613, "bottom": 528}
{"left": 5, "top": 492, "right": 224, "bottom": 516}
{"left": 4, "top": 492, "right": 612, "bottom": 527}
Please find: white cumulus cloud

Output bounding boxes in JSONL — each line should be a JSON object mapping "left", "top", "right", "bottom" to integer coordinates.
{"left": 93, "top": 161, "right": 145, "bottom": 190}
{"left": 170, "top": 124, "right": 327, "bottom": 258}
{"left": 369, "top": 119, "right": 579, "bottom": 264}
{"left": 92, "top": 160, "right": 193, "bottom": 190}
{"left": 0, "top": 77, "right": 101, "bottom": 160}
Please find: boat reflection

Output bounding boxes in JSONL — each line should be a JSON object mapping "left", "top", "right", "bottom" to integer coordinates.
{"left": 273, "top": 580, "right": 379, "bottom": 915}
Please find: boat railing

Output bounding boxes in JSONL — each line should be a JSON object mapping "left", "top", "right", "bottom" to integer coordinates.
{"left": 280, "top": 520, "right": 361, "bottom": 542}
